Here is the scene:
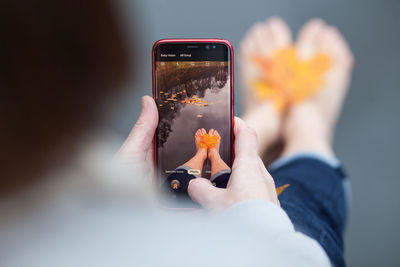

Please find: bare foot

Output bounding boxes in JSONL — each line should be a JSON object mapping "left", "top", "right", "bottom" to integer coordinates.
{"left": 208, "top": 129, "right": 230, "bottom": 177}
{"left": 208, "top": 128, "right": 221, "bottom": 161}
{"left": 283, "top": 19, "right": 354, "bottom": 157}
{"left": 239, "top": 17, "right": 292, "bottom": 152}
{"left": 195, "top": 128, "right": 208, "bottom": 161}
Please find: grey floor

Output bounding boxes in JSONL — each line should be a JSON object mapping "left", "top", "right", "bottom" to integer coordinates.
{"left": 111, "top": 0, "right": 400, "bottom": 266}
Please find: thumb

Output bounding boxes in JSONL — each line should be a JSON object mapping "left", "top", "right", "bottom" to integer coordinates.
{"left": 188, "top": 178, "right": 228, "bottom": 211}
{"left": 118, "top": 96, "right": 158, "bottom": 154}
{"left": 234, "top": 116, "right": 259, "bottom": 159}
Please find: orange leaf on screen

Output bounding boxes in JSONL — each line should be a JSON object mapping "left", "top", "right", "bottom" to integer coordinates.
{"left": 199, "top": 133, "right": 220, "bottom": 149}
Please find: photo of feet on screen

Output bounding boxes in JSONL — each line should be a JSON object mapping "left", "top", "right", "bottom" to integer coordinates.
{"left": 156, "top": 61, "right": 232, "bottom": 180}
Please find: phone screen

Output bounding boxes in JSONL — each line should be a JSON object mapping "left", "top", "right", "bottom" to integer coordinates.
{"left": 153, "top": 41, "right": 233, "bottom": 207}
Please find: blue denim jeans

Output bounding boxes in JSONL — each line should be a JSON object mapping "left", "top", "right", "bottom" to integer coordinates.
{"left": 269, "top": 153, "right": 350, "bottom": 267}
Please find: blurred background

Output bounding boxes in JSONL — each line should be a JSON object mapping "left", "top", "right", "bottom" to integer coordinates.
{"left": 110, "top": 0, "right": 400, "bottom": 266}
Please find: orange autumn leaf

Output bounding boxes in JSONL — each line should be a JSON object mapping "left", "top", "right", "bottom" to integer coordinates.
{"left": 199, "top": 133, "right": 220, "bottom": 149}
{"left": 276, "top": 184, "right": 290, "bottom": 196}
{"left": 182, "top": 96, "right": 209, "bottom": 106}
{"left": 252, "top": 46, "right": 331, "bottom": 111}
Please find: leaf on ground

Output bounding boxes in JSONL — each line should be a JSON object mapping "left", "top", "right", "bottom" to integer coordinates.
{"left": 276, "top": 184, "right": 290, "bottom": 196}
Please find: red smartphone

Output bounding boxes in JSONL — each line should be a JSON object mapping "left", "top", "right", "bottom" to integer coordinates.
{"left": 152, "top": 39, "right": 234, "bottom": 208}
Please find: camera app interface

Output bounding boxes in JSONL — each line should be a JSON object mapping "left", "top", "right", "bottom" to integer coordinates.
{"left": 154, "top": 43, "right": 232, "bottom": 206}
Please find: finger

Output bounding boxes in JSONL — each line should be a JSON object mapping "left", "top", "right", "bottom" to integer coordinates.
{"left": 188, "top": 178, "right": 228, "bottom": 211}
{"left": 231, "top": 117, "right": 261, "bottom": 180}
{"left": 119, "top": 96, "right": 158, "bottom": 153}
{"left": 234, "top": 117, "right": 259, "bottom": 159}
{"left": 257, "top": 157, "right": 276, "bottom": 187}
{"left": 257, "top": 156, "right": 270, "bottom": 179}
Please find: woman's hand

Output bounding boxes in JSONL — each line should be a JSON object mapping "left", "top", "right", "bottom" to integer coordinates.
{"left": 114, "top": 99, "right": 279, "bottom": 213}
{"left": 114, "top": 96, "right": 158, "bottom": 183}
{"left": 188, "top": 117, "right": 280, "bottom": 213}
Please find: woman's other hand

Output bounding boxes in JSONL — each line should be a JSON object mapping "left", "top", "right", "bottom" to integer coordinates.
{"left": 188, "top": 117, "right": 280, "bottom": 213}
{"left": 114, "top": 96, "right": 158, "bottom": 184}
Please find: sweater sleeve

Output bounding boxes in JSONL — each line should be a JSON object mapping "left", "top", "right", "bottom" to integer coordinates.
{"left": 220, "top": 200, "right": 331, "bottom": 267}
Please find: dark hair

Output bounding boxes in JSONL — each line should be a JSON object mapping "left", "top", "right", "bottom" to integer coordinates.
{"left": 0, "top": 0, "right": 131, "bottom": 195}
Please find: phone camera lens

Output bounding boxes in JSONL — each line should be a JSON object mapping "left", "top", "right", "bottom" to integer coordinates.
{"left": 212, "top": 45, "right": 216, "bottom": 49}
{"left": 205, "top": 45, "right": 210, "bottom": 49}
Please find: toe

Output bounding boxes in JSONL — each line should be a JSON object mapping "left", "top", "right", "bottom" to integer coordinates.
{"left": 266, "top": 17, "right": 292, "bottom": 49}
{"left": 251, "top": 22, "right": 275, "bottom": 57}
{"left": 305, "top": 23, "right": 353, "bottom": 75}
{"left": 319, "top": 26, "right": 353, "bottom": 70}
{"left": 318, "top": 26, "right": 342, "bottom": 62}
{"left": 239, "top": 17, "right": 290, "bottom": 90}
{"left": 239, "top": 33, "right": 257, "bottom": 59}
{"left": 296, "top": 18, "right": 325, "bottom": 60}
{"left": 239, "top": 19, "right": 276, "bottom": 60}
